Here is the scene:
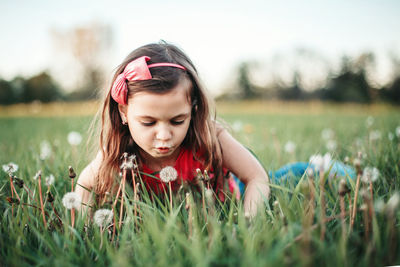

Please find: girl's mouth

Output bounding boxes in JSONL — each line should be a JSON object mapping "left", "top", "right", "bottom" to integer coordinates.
{"left": 156, "top": 147, "right": 171, "bottom": 154}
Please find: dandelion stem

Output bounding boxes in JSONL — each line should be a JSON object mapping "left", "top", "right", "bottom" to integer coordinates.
{"left": 24, "top": 184, "right": 34, "bottom": 200}
{"left": 319, "top": 170, "right": 326, "bottom": 241}
{"left": 350, "top": 170, "right": 362, "bottom": 231}
{"left": 71, "top": 178, "right": 75, "bottom": 228}
{"left": 9, "top": 175, "right": 15, "bottom": 216}
{"left": 118, "top": 170, "right": 127, "bottom": 229}
{"left": 37, "top": 173, "right": 47, "bottom": 228}
{"left": 169, "top": 181, "right": 173, "bottom": 212}
{"left": 112, "top": 173, "right": 124, "bottom": 242}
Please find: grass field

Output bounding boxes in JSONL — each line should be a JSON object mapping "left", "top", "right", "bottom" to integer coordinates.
{"left": 0, "top": 101, "right": 399, "bottom": 266}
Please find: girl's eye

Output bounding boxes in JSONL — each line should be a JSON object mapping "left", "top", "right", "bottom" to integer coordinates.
{"left": 141, "top": 121, "right": 155, "bottom": 126}
{"left": 171, "top": 120, "right": 185, "bottom": 125}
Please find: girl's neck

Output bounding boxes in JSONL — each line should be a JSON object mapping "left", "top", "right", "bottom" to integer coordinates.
{"left": 139, "top": 146, "right": 182, "bottom": 172}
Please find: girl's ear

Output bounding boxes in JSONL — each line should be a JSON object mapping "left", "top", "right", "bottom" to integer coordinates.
{"left": 118, "top": 104, "right": 128, "bottom": 123}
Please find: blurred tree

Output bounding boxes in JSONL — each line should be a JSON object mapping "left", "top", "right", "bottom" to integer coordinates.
{"left": 0, "top": 78, "right": 15, "bottom": 105}
{"left": 278, "top": 71, "right": 304, "bottom": 100}
{"left": 322, "top": 54, "right": 374, "bottom": 103}
{"left": 238, "top": 62, "right": 257, "bottom": 99}
{"left": 22, "top": 72, "right": 62, "bottom": 103}
{"left": 51, "top": 22, "right": 113, "bottom": 100}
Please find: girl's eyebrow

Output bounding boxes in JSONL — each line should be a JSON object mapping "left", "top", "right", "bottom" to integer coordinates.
{"left": 137, "top": 113, "right": 190, "bottom": 120}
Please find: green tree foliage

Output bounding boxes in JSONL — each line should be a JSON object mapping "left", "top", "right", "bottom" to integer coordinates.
{"left": 22, "top": 72, "right": 62, "bottom": 103}
{"left": 322, "top": 56, "right": 373, "bottom": 103}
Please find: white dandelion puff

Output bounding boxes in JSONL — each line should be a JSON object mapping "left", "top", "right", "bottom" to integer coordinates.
{"left": 326, "top": 139, "right": 337, "bottom": 151}
{"left": 231, "top": 121, "right": 243, "bottom": 132}
{"left": 284, "top": 141, "right": 296, "bottom": 153}
{"left": 309, "top": 153, "right": 332, "bottom": 172}
{"left": 120, "top": 161, "right": 134, "bottom": 170}
{"left": 159, "top": 166, "right": 178, "bottom": 183}
{"left": 45, "top": 174, "right": 55, "bottom": 186}
{"left": 361, "top": 167, "right": 380, "bottom": 184}
{"left": 396, "top": 126, "right": 400, "bottom": 138}
{"left": 39, "top": 140, "right": 52, "bottom": 160}
{"left": 67, "top": 131, "right": 82, "bottom": 146}
{"left": 33, "top": 170, "right": 42, "bottom": 180}
{"left": 387, "top": 192, "right": 400, "bottom": 212}
{"left": 369, "top": 130, "right": 381, "bottom": 141}
{"left": 366, "top": 116, "right": 374, "bottom": 128}
{"left": 62, "top": 192, "right": 82, "bottom": 210}
{"left": 321, "top": 128, "right": 334, "bottom": 140}
{"left": 93, "top": 209, "right": 114, "bottom": 227}
{"left": 2, "top": 162, "right": 19, "bottom": 174}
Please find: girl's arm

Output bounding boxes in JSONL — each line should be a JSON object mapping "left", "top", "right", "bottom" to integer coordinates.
{"left": 218, "top": 128, "right": 270, "bottom": 217}
{"left": 75, "top": 151, "right": 102, "bottom": 212}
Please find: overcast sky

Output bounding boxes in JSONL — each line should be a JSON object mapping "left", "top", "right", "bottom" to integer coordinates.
{"left": 0, "top": 0, "right": 399, "bottom": 94}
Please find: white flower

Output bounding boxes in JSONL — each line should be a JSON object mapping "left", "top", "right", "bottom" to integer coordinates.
{"left": 159, "top": 166, "right": 178, "bottom": 183}
{"left": 62, "top": 192, "right": 82, "bottom": 210}
{"left": 387, "top": 192, "right": 400, "bottom": 212}
{"left": 396, "top": 126, "right": 400, "bottom": 138}
{"left": 231, "top": 121, "right": 243, "bottom": 132}
{"left": 388, "top": 132, "right": 394, "bottom": 141}
{"left": 120, "top": 161, "right": 134, "bottom": 170}
{"left": 67, "top": 131, "right": 82, "bottom": 146}
{"left": 309, "top": 153, "right": 332, "bottom": 172}
{"left": 33, "top": 170, "right": 42, "bottom": 180}
{"left": 321, "top": 128, "right": 334, "bottom": 140}
{"left": 2, "top": 162, "right": 19, "bottom": 174}
{"left": 326, "top": 139, "right": 337, "bottom": 151}
{"left": 361, "top": 167, "right": 379, "bottom": 184}
{"left": 39, "top": 140, "right": 52, "bottom": 160}
{"left": 284, "top": 141, "right": 296, "bottom": 153}
{"left": 369, "top": 130, "right": 381, "bottom": 141}
{"left": 93, "top": 209, "right": 114, "bottom": 227}
{"left": 366, "top": 116, "right": 374, "bottom": 128}
{"left": 45, "top": 174, "right": 55, "bottom": 186}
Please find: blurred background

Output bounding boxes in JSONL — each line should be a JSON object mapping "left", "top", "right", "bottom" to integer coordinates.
{"left": 0, "top": 0, "right": 399, "bottom": 105}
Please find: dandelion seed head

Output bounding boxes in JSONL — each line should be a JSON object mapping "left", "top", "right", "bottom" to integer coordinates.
{"left": 62, "top": 192, "right": 82, "bottom": 210}
{"left": 369, "top": 130, "right": 381, "bottom": 141}
{"left": 366, "top": 116, "right": 374, "bottom": 128}
{"left": 2, "top": 162, "right": 19, "bottom": 174}
{"left": 39, "top": 140, "right": 52, "bottom": 160}
{"left": 396, "top": 126, "right": 400, "bottom": 138}
{"left": 387, "top": 192, "right": 400, "bottom": 212}
{"left": 361, "top": 167, "right": 380, "bottom": 184}
{"left": 33, "top": 170, "right": 42, "bottom": 180}
{"left": 45, "top": 174, "right": 55, "bottom": 186}
{"left": 159, "top": 166, "right": 178, "bottom": 183}
{"left": 93, "top": 209, "right": 113, "bottom": 227}
{"left": 309, "top": 153, "right": 331, "bottom": 172}
{"left": 321, "top": 128, "right": 334, "bottom": 140}
{"left": 374, "top": 199, "right": 385, "bottom": 213}
{"left": 326, "top": 139, "right": 337, "bottom": 151}
{"left": 284, "top": 141, "right": 296, "bottom": 153}
{"left": 67, "top": 131, "right": 82, "bottom": 146}
{"left": 231, "top": 121, "right": 243, "bottom": 132}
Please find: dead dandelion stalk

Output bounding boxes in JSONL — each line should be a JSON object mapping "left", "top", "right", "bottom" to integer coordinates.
{"left": 37, "top": 172, "right": 47, "bottom": 228}
{"left": 350, "top": 155, "right": 362, "bottom": 231}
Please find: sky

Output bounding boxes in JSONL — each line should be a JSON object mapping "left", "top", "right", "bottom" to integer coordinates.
{"left": 0, "top": 0, "right": 399, "bottom": 94}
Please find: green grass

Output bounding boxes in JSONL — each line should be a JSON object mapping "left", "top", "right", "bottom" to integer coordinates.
{"left": 1, "top": 102, "right": 400, "bottom": 266}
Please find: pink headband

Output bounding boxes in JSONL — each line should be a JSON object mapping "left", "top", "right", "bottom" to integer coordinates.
{"left": 111, "top": 56, "right": 187, "bottom": 105}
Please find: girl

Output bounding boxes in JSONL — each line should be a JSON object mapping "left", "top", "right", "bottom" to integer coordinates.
{"left": 76, "top": 41, "right": 270, "bottom": 217}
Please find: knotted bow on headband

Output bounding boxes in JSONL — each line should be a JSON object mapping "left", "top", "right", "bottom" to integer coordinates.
{"left": 111, "top": 56, "right": 187, "bottom": 105}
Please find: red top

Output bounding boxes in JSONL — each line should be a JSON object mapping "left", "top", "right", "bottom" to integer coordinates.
{"left": 140, "top": 147, "right": 205, "bottom": 194}
{"left": 139, "top": 147, "right": 241, "bottom": 200}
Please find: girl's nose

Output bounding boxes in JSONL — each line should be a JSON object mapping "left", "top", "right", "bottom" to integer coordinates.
{"left": 156, "top": 125, "right": 172, "bottom": 141}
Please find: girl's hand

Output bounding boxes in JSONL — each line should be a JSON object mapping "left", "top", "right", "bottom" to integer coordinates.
{"left": 243, "top": 177, "right": 270, "bottom": 218}
{"left": 217, "top": 127, "right": 271, "bottom": 218}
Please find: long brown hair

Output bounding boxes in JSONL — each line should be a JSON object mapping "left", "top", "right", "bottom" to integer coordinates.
{"left": 94, "top": 41, "right": 223, "bottom": 202}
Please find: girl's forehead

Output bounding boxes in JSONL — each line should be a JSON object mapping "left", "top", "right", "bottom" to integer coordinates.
{"left": 127, "top": 82, "right": 192, "bottom": 117}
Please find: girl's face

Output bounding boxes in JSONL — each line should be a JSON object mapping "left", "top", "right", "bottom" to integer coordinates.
{"left": 119, "top": 78, "right": 192, "bottom": 166}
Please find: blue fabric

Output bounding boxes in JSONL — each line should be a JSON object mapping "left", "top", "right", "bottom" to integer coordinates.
{"left": 233, "top": 161, "right": 356, "bottom": 196}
